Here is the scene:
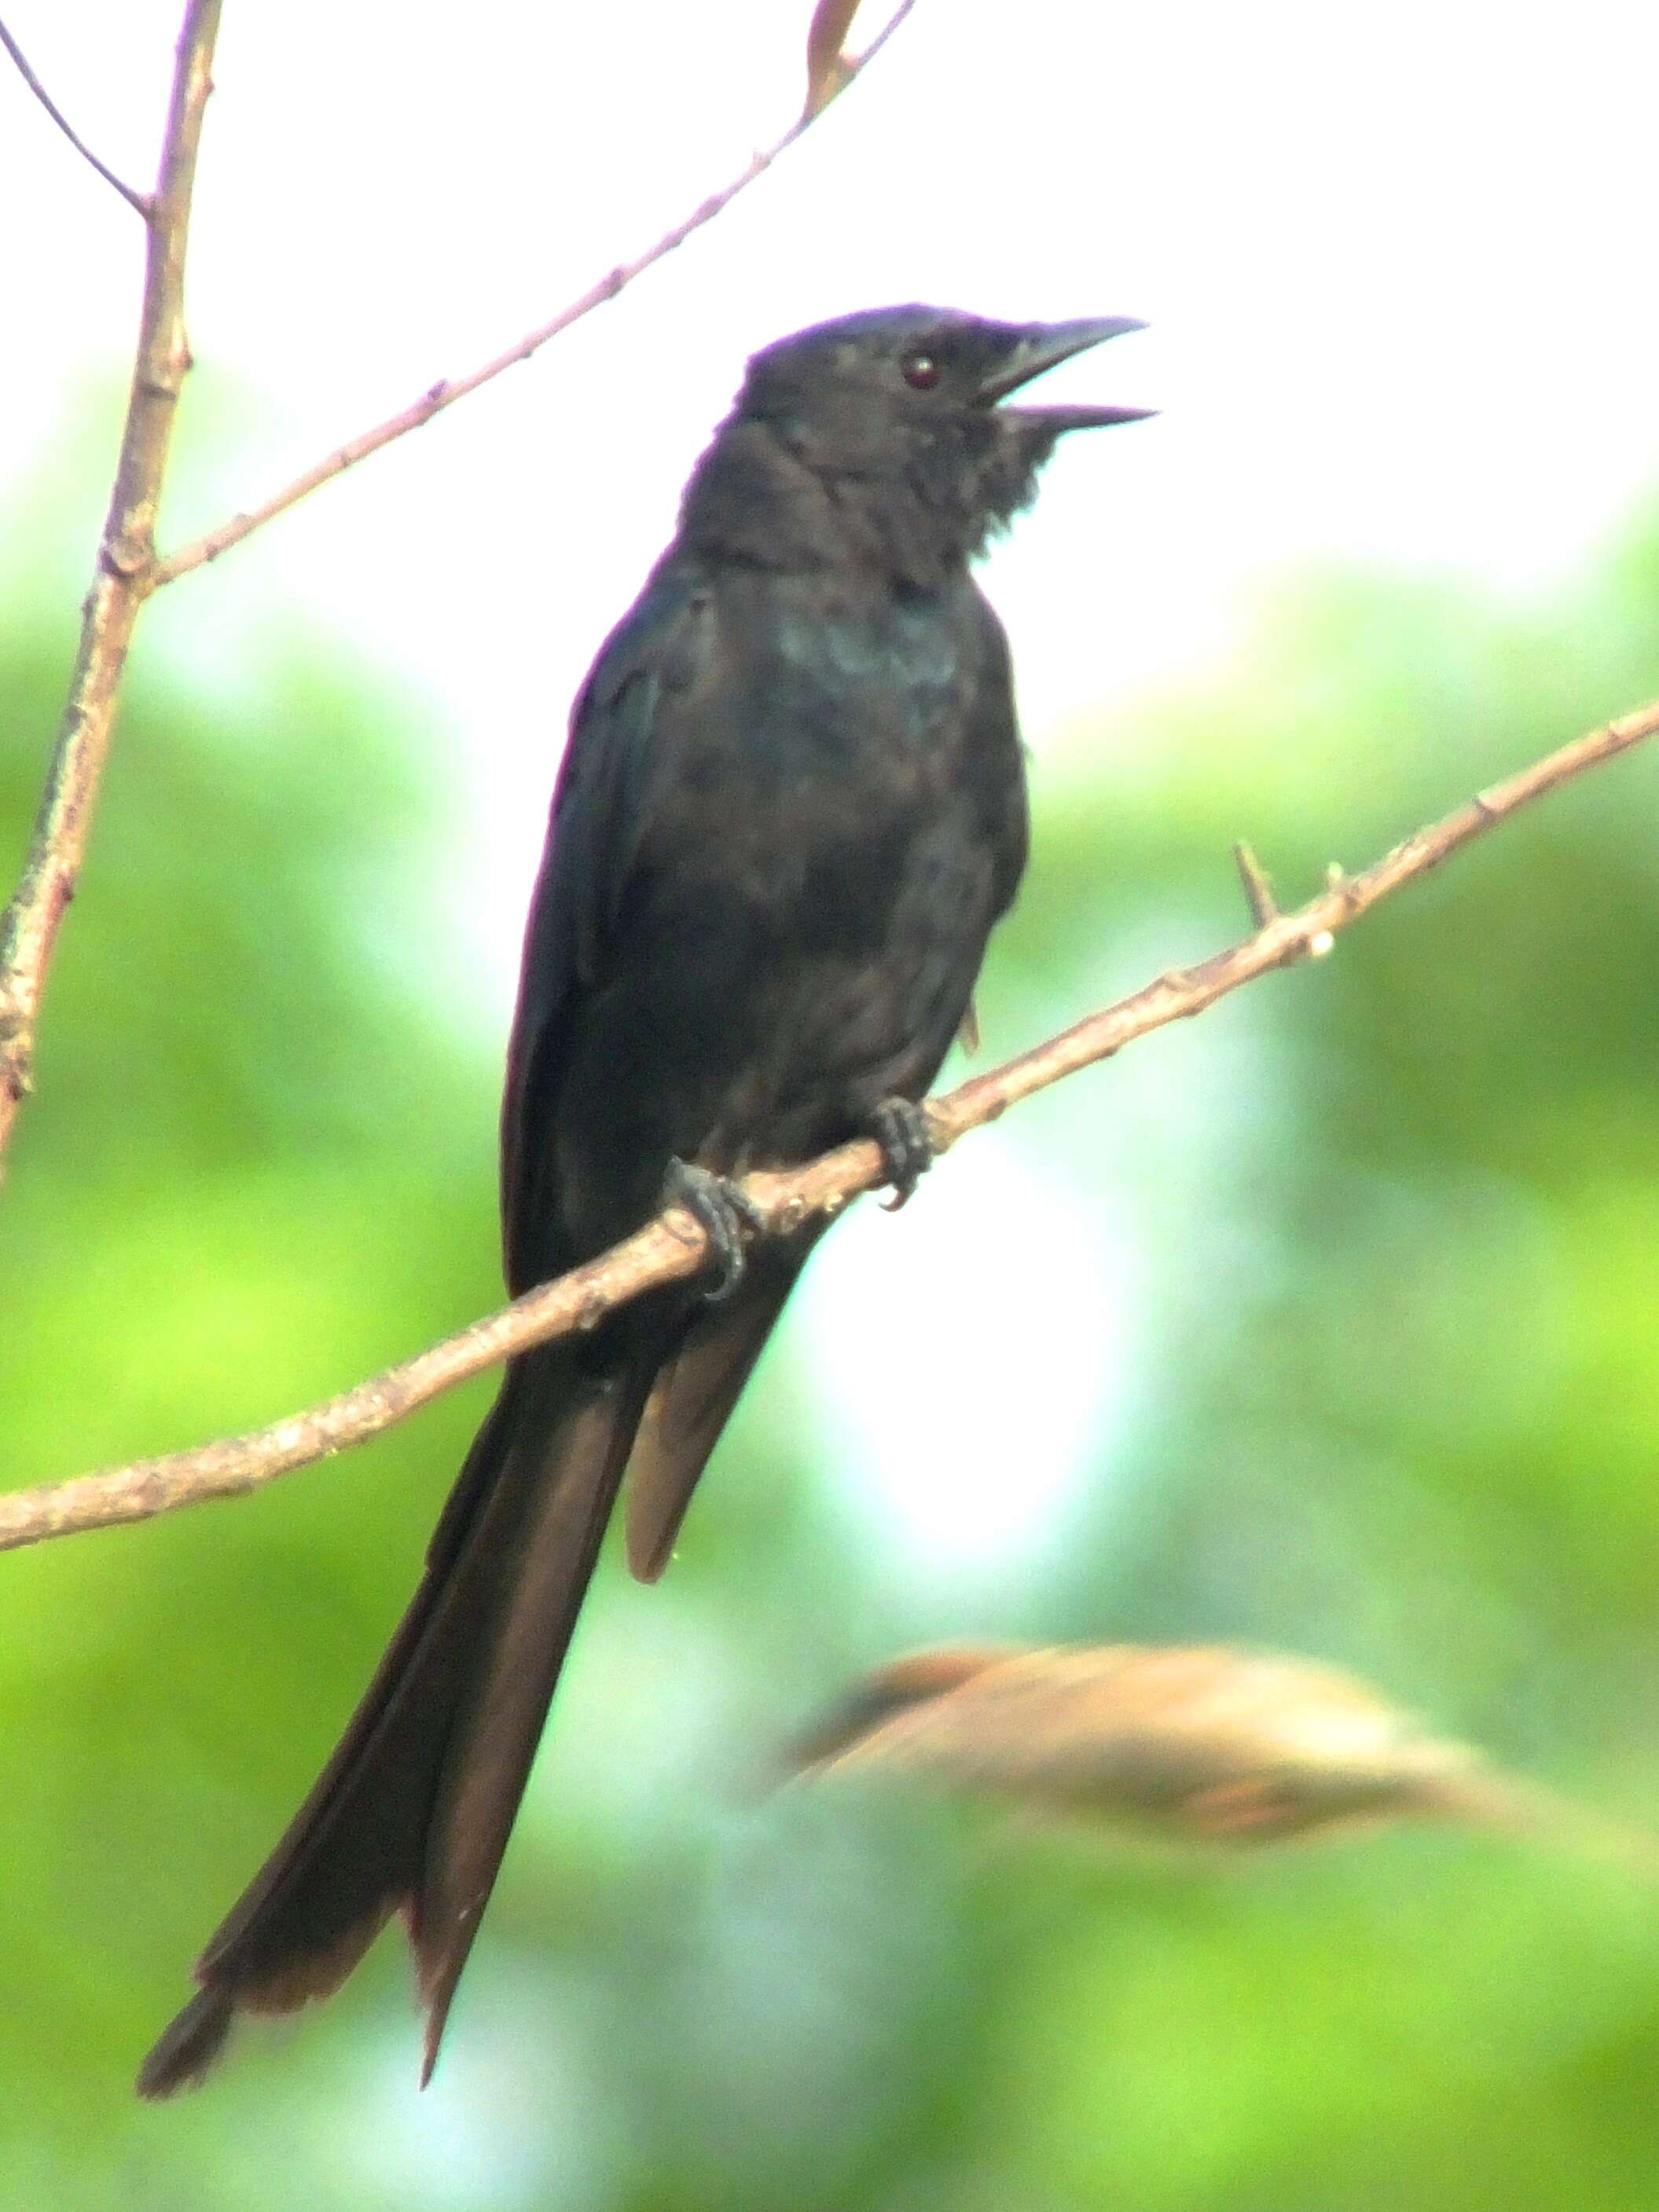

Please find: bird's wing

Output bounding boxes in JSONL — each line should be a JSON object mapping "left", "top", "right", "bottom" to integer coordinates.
{"left": 499, "top": 568, "right": 710, "bottom": 1296}
{"left": 968, "top": 589, "right": 1030, "bottom": 924}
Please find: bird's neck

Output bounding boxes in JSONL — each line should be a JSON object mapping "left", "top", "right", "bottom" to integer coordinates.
{"left": 675, "top": 417, "right": 1044, "bottom": 590}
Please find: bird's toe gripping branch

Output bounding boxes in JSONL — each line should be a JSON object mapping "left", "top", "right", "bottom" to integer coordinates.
{"left": 662, "top": 1159, "right": 769, "bottom": 1301}
{"left": 868, "top": 1097, "right": 935, "bottom": 1211}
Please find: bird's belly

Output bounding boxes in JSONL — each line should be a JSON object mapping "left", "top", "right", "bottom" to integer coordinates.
{"left": 554, "top": 782, "right": 996, "bottom": 1245}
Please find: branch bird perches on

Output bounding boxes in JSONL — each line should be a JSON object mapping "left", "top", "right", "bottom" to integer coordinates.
{"left": 2, "top": 693, "right": 1652, "bottom": 1558}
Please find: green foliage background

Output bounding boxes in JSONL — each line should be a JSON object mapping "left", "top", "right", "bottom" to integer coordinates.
{"left": 4, "top": 458, "right": 1659, "bottom": 2208}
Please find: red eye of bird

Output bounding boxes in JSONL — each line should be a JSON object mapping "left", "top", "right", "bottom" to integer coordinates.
{"left": 901, "top": 352, "right": 941, "bottom": 391}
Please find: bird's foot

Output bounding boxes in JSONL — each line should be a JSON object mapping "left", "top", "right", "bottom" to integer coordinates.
{"left": 662, "top": 1159, "right": 767, "bottom": 1302}
{"left": 868, "top": 1097, "right": 935, "bottom": 1212}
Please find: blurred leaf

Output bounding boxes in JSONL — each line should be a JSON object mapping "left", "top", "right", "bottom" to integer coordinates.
{"left": 791, "top": 1641, "right": 1657, "bottom": 1866}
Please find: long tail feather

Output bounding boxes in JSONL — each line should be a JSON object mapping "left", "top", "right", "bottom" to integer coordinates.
{"left": 138, "top": 1343, "right": 651, "bottom": 2097}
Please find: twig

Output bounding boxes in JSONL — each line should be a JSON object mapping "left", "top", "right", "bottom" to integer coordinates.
{"left": 0, "top": 13, "right": 151, "bottom": 215}
{"left": 152, "top": 0, "right": 922, "bottom": 586}
{"left": 0, "top": 0, "right": 220, "bottom": 1170}
{"left": 2, "top": 696, "right": 1652, "bottom": 1556}
{"left": 1231, "top": 840, "right": 1278, "bottom": 927}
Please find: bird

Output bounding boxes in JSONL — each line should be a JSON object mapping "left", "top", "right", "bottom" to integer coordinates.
{"left": 137, "top": 304, "right": 1152, "bottom": 2096}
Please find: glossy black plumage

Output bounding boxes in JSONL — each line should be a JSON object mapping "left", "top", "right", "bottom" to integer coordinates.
{"left": 138, "top": 305, "right": 1149, "bottom": 2095}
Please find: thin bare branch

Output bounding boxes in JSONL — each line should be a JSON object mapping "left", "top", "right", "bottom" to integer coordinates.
{"left": 152, "top": 0, "right": 922, "bottom": 587}
{"left": 2, "top": 694, "right": 1652, "bottom": 1556}
{"left": 0, "top": 13, "right": 150, "bottom": 215}
{"left": 0, "top": 0, "right": 220, "bottom": 1170}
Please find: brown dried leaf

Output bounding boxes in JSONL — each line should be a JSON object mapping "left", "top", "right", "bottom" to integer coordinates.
{"left": 804, "top": 0, "right": 865, "bottom": 118}
{"left": 787, "top": 1641, "right": 1652, "bottom": 1863}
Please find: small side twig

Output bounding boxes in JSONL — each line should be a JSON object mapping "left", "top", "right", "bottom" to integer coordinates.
{"left": 2, "top": 693, "right": 1651, "bottom": 1556}
{"left": 0, "top": 13, "right": 150, "bottom": 215}
{"left": 152, "top": 0, "right": 922, "bottom": 586}
{"left": 1231, "top": 840, "right": 1279, "bottom": 928}
{"left": 0, "top": 0, "right": 220, "bottom": 1170}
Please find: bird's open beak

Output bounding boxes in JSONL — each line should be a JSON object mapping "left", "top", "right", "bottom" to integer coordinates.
{"left": 978, "top": 315, "right": 1154, "bottom": 429}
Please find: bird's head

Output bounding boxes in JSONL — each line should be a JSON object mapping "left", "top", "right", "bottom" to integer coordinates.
{"left": 705, "top": 305, "right": 1151, "bottom": 582}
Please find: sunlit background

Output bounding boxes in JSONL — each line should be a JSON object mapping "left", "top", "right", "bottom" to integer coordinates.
{"left": 4, "top": 2, "right": 1659, "bottom": 2205}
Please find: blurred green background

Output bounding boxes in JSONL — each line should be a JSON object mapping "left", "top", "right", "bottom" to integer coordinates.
{"left": 4, "top": 447, "right": 1659, "bottom": 2211}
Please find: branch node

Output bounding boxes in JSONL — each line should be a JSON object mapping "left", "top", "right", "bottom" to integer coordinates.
{"left": 101, "top": 532, "right": 156, "bottom": 583}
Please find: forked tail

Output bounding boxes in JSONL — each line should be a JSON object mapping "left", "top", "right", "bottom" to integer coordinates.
{"left": 138, "top": 1344, "right": 651, "bottom": 2096}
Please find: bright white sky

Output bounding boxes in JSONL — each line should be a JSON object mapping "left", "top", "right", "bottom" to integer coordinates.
{"left": 5, "top": 0, "right": 1659, "bottom": 1581}
{"left": 6, "top": 0, "right": 1659, "bottom": 787}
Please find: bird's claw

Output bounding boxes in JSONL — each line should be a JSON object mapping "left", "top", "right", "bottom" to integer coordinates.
{"left": 868, "top": 1097, "right": 934, "bottom": 1212}
{"left": 662, "top": 1159, "right": 767, "bottom": 1302}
